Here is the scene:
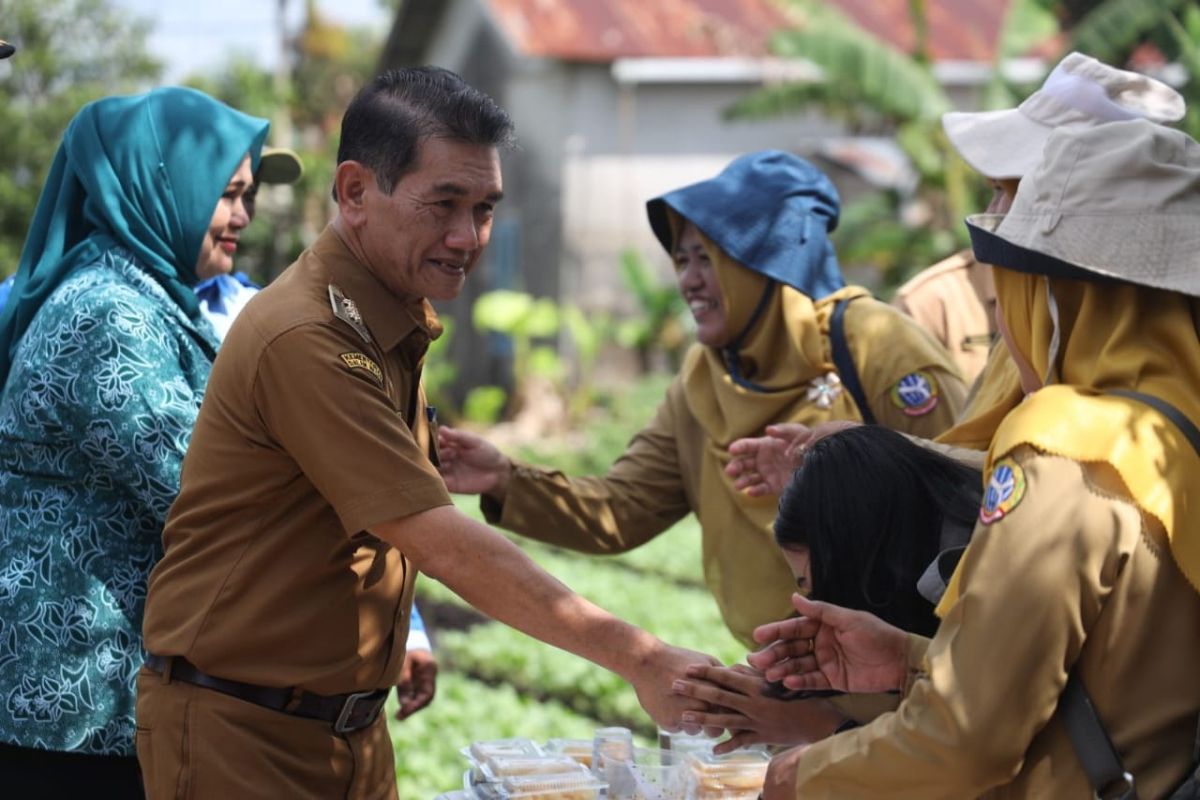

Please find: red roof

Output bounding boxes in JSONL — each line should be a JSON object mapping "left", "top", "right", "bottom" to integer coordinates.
{"left": 484, "top": 0, "right": 1012, "bottom": 63}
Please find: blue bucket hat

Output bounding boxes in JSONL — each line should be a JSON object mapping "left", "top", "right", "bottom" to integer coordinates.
{"left": 645, "top": 150, "right": 845, "bottom": 299}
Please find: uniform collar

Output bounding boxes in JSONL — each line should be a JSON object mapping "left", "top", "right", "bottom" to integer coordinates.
{"left": 314, "top": 225, "right": 442, "bottom": 353}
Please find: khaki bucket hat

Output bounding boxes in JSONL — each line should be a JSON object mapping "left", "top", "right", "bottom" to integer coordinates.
{"left": 257, "top": 146, "right": 303, "bottom": 185}
{"left": 967, "top": 119, "right": 1200, "bottom": 297}
{"left": 943, "top": 52, "right": 1185, "bottom": 179}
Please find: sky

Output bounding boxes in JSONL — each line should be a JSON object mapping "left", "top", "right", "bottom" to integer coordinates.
{"left": 112, "top": 0, "right": 393, "bottom": 83}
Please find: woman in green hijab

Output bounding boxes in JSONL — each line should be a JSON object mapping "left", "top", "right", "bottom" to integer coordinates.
{"left": 0, "top": 87, "right": 267, "bottom": 795}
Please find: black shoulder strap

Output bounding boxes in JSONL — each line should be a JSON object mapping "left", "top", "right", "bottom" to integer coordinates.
{"left": 1060, "top": 388, "right": 1200, "bottom": 800}
{"left": 830, "top": 298, "right": 876, "bottom": 425}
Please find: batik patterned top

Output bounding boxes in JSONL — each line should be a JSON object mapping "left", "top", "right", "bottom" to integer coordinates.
{"left": 0, "top": 247, "right": 217, "bottom": 755}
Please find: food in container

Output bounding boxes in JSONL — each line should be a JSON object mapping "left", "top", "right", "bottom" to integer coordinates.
{"left": 544, "top": 738, "right": 595, "bottom": 769}
{"left": 684, "top": 750, "right": 771, "bottom": 799}
{"left": 462, "top": 739, "right": 546, "bottom": 783}
{"left": 471, "top": 770, "right": 608, "bottom": 799}
{"left": 481, "top": 756, "right": 592, "bottom": 783}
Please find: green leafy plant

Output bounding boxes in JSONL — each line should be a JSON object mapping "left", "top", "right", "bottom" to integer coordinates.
{"left": 614, "top": 250, "right": 690, "bottom": 373}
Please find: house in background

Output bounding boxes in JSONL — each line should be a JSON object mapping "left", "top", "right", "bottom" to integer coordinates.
{"left": 380, "top": 0, "right": 1033, "bottom": 397}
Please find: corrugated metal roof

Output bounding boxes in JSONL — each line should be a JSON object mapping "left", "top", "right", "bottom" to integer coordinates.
{"left": 483, "top": 0, "right": 1012, "bottom": 63}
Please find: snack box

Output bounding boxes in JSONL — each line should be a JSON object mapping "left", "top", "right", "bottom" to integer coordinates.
{"left": 462, "top": 739, "right": 545, "bottom": 783}
{"left": 470, "top": 771, "right": 607, "bottom": 799}
{"left": 480, "top": 756, "right": 592, "bottom": 783}
{"left": 543, "top": 739, "right": 595, "bottom": 769}
{"left": 684, "top": 751, "right": 771, "bottom": 800}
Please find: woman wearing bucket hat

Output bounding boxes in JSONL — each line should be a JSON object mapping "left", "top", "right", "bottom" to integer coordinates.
{"left": 436, "top": 150, "right": 967, "bottom": 650}
{"left": 726, "top": 51, "right": 1188, "bottom": 495}
{"left": 750, "top": 119, "right": 1200, "bottom": 799}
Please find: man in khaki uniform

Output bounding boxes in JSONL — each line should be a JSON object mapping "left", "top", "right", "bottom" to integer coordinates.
{"left": 136, "top": 67, "right": 714, "bottom": 800}
{"left": 892, "top": 249, "right": 995, "bottom": 384}
{"left": 750, "top": 121, "right": 1200, "bottom": 799}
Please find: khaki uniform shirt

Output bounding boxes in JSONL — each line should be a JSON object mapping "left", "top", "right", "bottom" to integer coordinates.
{"left": 893, "top": 250, "right": 996, "bottom": 384}
{"left": 790, "top": 447, "right": 1200, "bottom": 798}
{"left": 143, "top": 226, "right": 451, "bottom": 695}
{"left": 484, "top": 299, "right": 965, "bottom": 645}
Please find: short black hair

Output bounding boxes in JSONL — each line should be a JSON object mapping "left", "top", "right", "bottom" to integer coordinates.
{"left": 334, "top": 66, "right": 515, "bottom": 199}
{"left": 774, "top": 425, "right": 982, "bottom": 636}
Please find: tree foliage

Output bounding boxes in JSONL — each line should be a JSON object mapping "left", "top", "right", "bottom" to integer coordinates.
{"left": 0, "top": 0, "right": 160, "bottom": 275}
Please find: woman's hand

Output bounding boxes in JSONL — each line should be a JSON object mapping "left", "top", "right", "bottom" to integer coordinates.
{"left": 725, "top": 421, "right": 861, "bottom": 496}
{"left": 761, "top": 745, "right": 806, "bottom": 800}
{"left": 672, "top": 664, "right": 848, "bottom": 753}
{"left": 747, "top": 594, "right": 909, "bottom": 694}
{"left": 436, "top": 426, "right": 513, "bottom": 499}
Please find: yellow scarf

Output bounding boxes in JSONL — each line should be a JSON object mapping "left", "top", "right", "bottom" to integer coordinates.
{"left": 935, "top": 338, "right": 1024, "bottom": 451}
{"left": 937, "top": 269, "right": 1200, "bottom": 614}
{"left": 679, "top": 224, "right": 893, "bottom": 641}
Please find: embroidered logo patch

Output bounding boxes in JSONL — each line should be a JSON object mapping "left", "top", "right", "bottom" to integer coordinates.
{"left": 890, "top": 371, "right": 939, "bottom": 416}
{"left": 806, "top": 372, "right": 843, "bottom": 409}
{"left": 339, "top": 352, "right": 382, "bottom": 383}
{"left": 979, "top": 457, "right": 1026, "bottom": 524}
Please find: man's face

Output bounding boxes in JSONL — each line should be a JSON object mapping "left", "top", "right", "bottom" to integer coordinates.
{"left": 359, "top": 138, "right": 503, "bottom": 301}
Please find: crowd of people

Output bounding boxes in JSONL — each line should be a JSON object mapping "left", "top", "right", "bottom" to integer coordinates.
{"left": 0, "top": 35, "right": 1197, "bottom": 800}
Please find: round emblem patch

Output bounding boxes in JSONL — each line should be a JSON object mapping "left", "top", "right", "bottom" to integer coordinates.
{"left": 979, "top": 457, "right": 1026, "bottom": 524}
{"left": 890, "top": 371, "right": 939, "bottom": 416}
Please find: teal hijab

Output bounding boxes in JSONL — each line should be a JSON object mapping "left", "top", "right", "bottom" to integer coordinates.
{"left": 0, "top": 86, "right": 269, "bottom": 387}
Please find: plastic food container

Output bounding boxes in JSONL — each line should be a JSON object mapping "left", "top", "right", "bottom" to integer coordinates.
{"left": 607, "top": 746, "right": 687, "bottom": 800}
{"left": 462, "top": 739, "right": 545, "bottom": 783}
{"left": 481, "top": 756, "right": 592, "bottom": 783}
{"left": 591, "top": 726, "right": 635, "bottom": 779}
{"left": 684, "top": 750, "right": 771, "bottom": 799}
{"left": 544, "top": 738, "right": 595, "bottom": 769}
{"left": 471, "top": 771, "right": 608, "bottom": 799}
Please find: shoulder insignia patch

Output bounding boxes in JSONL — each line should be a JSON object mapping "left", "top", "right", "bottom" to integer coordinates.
{"left": 339, "top": 352, "right": 383, "bottom": 384}
{"left": 890, "top": 370, "right": 939, "bottom": 416}
{"left": 979, "top": 457, "right": 1026, "bottom": 524}
{"left": 328, "top": 283, "right": 372, "bottom": 344}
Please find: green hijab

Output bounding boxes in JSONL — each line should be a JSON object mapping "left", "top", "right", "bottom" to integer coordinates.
{"left": 0, "top": 86, "right": 269, "bottom": 387}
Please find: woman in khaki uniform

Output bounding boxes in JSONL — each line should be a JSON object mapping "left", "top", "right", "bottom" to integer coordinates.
{"left": 749, "top": 120, "right": 1200, "bottom": 799}
{"left": 438, "top": 150, "right": 966, "bottom": 647}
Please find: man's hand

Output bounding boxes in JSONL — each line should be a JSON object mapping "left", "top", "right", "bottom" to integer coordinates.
{"left": 747, "top": 594, "right": 908, "bottom": 694}
{"left": 393, "top": 648, "right": 438, "bottom": 720}
{"left": 671, "top": 664, "right": 848, "bottom": 753}
{"left": 436, "top": 426, "right": 513, "bottom": 498}
{"left": 629, "top": 643, "right": 722, "bottom": 734}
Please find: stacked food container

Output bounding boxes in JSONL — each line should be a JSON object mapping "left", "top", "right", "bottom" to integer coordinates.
{"left": 436, "top": 728, "right": 770, "bottom": 799}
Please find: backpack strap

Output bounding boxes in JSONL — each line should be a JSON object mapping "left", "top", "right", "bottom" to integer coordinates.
{"left": 1060, "top": 388, "right": 1200, "bottom": 800}
{"left": 830, "top": 298, "right": 876, "bottom": 424}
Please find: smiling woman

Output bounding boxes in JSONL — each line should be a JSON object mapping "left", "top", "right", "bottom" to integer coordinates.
{"left": 0, "top": 86, "right": 267, "bottom": 797}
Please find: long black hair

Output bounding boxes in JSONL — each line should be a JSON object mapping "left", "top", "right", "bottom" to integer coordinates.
{"left": 773, "top": 425, "right": 982, "bottom": 636}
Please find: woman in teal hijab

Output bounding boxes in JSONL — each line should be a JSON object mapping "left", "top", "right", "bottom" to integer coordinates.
{"left": 0, "top": 87, "right": 267, "bottom": 795}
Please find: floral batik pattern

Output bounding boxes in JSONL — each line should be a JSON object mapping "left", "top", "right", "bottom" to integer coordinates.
{"left": 0, "top": 249, "right": 217, "bottom": 755}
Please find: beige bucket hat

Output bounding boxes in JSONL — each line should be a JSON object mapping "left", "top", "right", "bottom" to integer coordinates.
{"left": 967, "top": 119, "right": 1200, "bottom": 297}
{"left": 943, "top": 52, "right": 1185, "bottom": 179}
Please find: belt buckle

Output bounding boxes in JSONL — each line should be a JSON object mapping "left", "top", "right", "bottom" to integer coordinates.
{"left": 333, "top": 690, "right": 384, "bottom": 734}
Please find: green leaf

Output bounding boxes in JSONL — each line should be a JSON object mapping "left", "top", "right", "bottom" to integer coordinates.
{"left": 472, "top": 290, "right": 534, "bottom": 334}
{"left": 528, "top": 346, "right": 565, "bottom": 380}
{"left": 1070, "top": 0, "right": 1192, "bottom": 63}
{"left": 462, "top": 386, "right": 507, "bottom": 424}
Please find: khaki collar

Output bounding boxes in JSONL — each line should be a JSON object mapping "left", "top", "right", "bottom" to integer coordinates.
{"left": 312, "top": 225, "right": 441, "bottom": 353}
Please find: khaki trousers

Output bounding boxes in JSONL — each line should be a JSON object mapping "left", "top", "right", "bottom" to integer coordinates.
{"left": 136, "top": 668, "right": 398, "bottom": 800}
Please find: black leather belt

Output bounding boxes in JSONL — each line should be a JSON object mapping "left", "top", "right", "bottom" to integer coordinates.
{"left": 144, "top": 654, "right": 388, "bottom": 734}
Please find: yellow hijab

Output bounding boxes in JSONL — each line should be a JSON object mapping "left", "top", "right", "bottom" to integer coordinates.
{"left": 938, "top": 268, "right": 1200, "bottom": 614}
{"left": 935, "top": 336, "right": 1024, "bottom": 451}
{"left": 678, "top": 223, "right": 895, "bottom": 641}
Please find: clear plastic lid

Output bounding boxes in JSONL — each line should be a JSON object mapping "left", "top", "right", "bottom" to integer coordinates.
{"left": 606, "top": 746, "right": 687, "bottom": 800}
{"left": 496, "top": 771, "right": 607, "bottom": 799}
{"left": 464, "top": 738, "right": 545, "bottom": 763}
{"left": 686, "top": 750, "right": 771, "bottom": 797}
{"left": 480, "top": 755, "right": 590, "bottom": 783}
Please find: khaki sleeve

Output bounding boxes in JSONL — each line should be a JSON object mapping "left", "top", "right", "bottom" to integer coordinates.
{"left": 481, "top": 379, "right": 692, "bottom": 553}
{"left": 902, "top": 433, "right": 987, "bottom": 471}
{"left": 787, "top": 450, "right": 1140, "bottom": 799}
{"left": 253, "top": 322, "right": 451, "bottom": 535}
